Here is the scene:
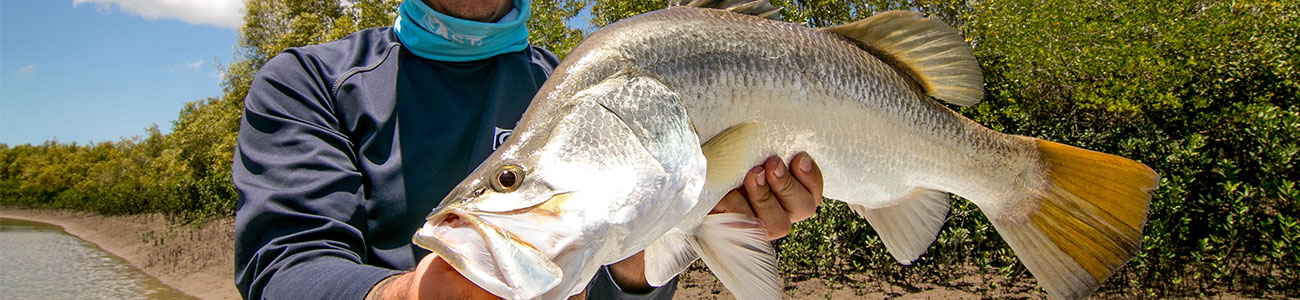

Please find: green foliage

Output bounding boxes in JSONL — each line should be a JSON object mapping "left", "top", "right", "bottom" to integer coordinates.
{"left": 0, "top": 0, "right": 403, "bottom": 221}
{"left": 587, "top": 0, "right": 666, "bottom": 27}
{"left": 2, "top": 0, "right": 1297, "bottom": 297}
{"left": 529, "top": 0, "right": 587, "bottom": 59}
{"left": 229, "top": 0, "right": 402, "bottom": 108}
{"left": 1, "top": 130, "right": 168, "bottom": 215}
{"left": 956, "top": 1, "right": 1299, "bottom": 296}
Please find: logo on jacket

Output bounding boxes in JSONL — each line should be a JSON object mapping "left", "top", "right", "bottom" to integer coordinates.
{"left": 493, "top": 127, "right": 513, "bottom": 150}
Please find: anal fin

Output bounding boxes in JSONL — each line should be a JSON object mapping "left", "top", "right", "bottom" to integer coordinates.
{"left": 849, "top": 187, "right": 951, "bottom": 264}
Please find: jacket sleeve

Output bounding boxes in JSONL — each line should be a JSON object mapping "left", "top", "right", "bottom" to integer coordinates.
{"left": 232, "top": 51, "right": 398, "bottom": 300}
{"left": 586, "top": 267, "right": 679, "bottom": 300}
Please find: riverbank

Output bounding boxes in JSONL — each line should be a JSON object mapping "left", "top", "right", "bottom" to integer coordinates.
{"left": 0, "top": 206, "right": 990, "bottom": 300}
{"left": 0, "top": 207, "right": 239, "bottom": 300}
{"left": 1, "top": 206, "right": 1030, "bottom": 299}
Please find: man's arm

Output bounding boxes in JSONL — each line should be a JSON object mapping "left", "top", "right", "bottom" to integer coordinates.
{"left": 233, "top": 51, "right": 400, "bottom": 299}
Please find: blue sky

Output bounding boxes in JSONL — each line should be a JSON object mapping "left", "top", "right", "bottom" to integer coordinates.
{"left": 1, "top": 0, "right": 241, "bottom": 146}
{"left": 0, "top": 0, "right": 597, "bottom": 146}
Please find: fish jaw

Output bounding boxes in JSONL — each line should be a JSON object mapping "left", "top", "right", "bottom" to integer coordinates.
{"left": 413, "top": 207, "right": 563, "bottom": 300}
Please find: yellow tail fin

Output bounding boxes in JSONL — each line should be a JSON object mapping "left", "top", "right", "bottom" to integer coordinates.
{"left": 993, "top": 140, "right": 1158, "bottom": 299}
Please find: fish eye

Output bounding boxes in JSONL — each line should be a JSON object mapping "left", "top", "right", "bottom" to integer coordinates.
{"left": 490, "top": 165, "right": 524, "bottom": 192}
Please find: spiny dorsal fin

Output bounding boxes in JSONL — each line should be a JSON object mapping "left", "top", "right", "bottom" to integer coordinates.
{"left": 669, "top": 0, "right": 782, "bottom": 20}
{"left": 822, "top": 11, "right": 984, "bottom": 106}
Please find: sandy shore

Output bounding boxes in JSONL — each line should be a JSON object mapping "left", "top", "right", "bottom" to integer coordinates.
{"left": 0, "top": 207, "right": 239, "bottom": 300}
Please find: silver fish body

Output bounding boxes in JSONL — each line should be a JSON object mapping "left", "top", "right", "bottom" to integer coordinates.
{"left": 415, "top": 5, "right": 1158, "bottom": 300}
{"left": 586, "top": 8, "right": 1036, "bottom": 212}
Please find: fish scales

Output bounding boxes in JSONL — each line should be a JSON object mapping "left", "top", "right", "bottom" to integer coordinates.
{"left": 415, "top": 4, "right": 1159, "bottom": 300}
{"left": 556, "top": 7, "right": 1041, "bottom": 211}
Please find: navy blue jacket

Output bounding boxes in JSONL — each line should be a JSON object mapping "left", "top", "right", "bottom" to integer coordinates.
{"left": 232, "top": 27, "right": 676, "bottom": 299}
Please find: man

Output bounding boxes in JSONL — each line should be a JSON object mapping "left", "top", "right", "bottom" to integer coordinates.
{"left": 232, "top": 0, "right": 824, "bottom": 299}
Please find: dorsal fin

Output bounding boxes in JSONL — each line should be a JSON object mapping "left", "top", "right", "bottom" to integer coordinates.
{"left": 669, "top": 0, "right": 782, "bottom": 20}
{"left": 822, "top": 11, "right": 984, "bottom": 106}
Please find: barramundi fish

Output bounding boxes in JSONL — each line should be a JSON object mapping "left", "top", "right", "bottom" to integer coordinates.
{"left": 413, "top": 1, "right": 1159, "bottom": 299}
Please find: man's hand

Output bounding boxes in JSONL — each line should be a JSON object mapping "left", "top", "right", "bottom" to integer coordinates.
{"left": 607, "top": 153, "right": 824, "bottom": 291}
{"left": 366, "top": 255, "right": 498, "bottom": 300}
{"left": 711, "top": 153, "right": 824, "bottom": 239}
{"left": 408, "top": 255, "right": 502, "bottom": 300}
{"left": 369, "top": 255, "right": 588, "bottom": 300}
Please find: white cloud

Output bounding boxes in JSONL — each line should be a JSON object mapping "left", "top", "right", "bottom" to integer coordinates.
{"left": 169, "top": 59, "right": 207, "bottom": 72}
{"left": 184, "top": 59, "right": 205, "bottom": 70}
{"left": 13, "top": 64, "right": 37, "bottom": 78}
{"left": 72, "top": 0, "right": 245, "bottom": 29}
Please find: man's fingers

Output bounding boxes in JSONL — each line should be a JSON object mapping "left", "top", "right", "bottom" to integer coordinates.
{"left": 710, "top": 187, "right": 755, "bottom": 217}
{"left": 567, "top": 289, "right": 588, "bottom": 300}
{"left": 763, "top": 155, "right": 818, "bottom": 223}
{"left": 744, "top": 163, "right": 792, "bottom": 240}
{"left": 413, "top": 256, "right": 499, "bottom": 300}
{"left": 787, "top": 152, "right": 824, "bottom": 220}
{"left": 707, "top": 154, "right": 825, "bottom": 241}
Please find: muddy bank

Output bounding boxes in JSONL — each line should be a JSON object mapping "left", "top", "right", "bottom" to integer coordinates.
{"left": 1, "top": 206, "right": 1045, "bottom": 299}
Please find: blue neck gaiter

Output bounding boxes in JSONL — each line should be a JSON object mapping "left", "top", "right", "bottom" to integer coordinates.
{"left": 394, "top": 0, "right": 531, "bottom": 62}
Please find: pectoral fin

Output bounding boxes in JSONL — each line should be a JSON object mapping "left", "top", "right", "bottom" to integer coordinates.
{"left": 700, "top": 121, "right": 769, "bottom": 197}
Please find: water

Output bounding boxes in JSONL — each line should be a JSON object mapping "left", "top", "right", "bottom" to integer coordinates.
{"left": 0, "top": 218, "right": 195, "bottom": 300}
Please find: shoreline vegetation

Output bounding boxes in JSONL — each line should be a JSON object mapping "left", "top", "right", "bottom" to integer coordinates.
{"left": 0, "top": 0, "right": 1296, "bottom": 299}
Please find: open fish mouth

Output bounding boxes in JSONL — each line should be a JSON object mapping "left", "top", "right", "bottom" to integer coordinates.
{"left": 414, "top": 208, "right": 563, "bottom": 300}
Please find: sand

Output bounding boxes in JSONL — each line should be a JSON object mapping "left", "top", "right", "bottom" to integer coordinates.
{"left": 0, "top": 207, "right": 239, "bottom": 300}
{"left": 673, "top": 265, "right": 1026, "bottom": 299}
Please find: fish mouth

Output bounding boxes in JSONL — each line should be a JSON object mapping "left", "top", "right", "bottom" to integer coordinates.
{"left": 413, "top": 208, "right": 563, "bottom": 300}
